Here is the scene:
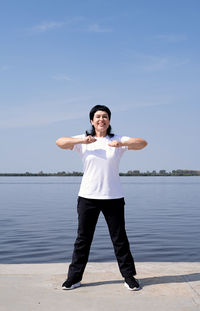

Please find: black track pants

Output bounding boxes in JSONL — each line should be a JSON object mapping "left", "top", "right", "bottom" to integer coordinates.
{"left": 67, "top": 196, "right": 136, "bottom": 281}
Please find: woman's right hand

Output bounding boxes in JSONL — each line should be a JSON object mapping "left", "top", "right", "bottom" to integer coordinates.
{"left": 56, "top": 135, "right": 97, "bottom": 149}
{"left": 82, "top": 135, "right": 97, "bottom": 144}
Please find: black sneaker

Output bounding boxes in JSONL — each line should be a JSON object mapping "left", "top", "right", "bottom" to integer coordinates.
{"left": 124, "top": 276, "right": 141, "bottom": 291}
{"left": 62, "top": 278, "right": 81, "bottom": 290}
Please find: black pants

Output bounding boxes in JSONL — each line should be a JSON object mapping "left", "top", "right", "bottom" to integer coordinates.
{"left": 67, "top": 196, "right": 136, "bottom": 281}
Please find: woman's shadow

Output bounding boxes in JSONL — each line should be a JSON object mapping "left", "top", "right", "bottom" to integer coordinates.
{"left": 140, "top": 272, "right": 200, "bottom": 287}
{"left": 82, "top": 272, "right": 200, "bottom": 288}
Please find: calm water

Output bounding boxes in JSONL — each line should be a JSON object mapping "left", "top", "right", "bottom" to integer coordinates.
{"left": 0, "top": 176, "right": 200, "bottom": 263}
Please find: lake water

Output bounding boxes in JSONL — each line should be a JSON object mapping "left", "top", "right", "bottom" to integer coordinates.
{"left": 0, "top": 176, "right": 200, "bottom": 263}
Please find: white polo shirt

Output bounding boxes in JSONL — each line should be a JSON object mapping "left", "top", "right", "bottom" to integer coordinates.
{"left": 73, "top": 134, "right": 129, "bottom": 199}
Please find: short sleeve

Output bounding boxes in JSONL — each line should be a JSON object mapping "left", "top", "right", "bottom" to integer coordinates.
{"left": 120, "top": 136, "right": 130, "bottom": 143}
{"left": 120, "top": 136, "right": 130, "bottom": 150}
{"left": 72, "top": 134, "right": 85, "bottom": 154}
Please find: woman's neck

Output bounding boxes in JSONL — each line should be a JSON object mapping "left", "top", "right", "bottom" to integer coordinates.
{"left": 95, "top": 131, "right": 107, "bottom": 137}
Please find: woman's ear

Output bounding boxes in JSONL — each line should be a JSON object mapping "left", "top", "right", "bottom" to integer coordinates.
{"left": 90, "top": 120, "right": 94, "bottom": 126}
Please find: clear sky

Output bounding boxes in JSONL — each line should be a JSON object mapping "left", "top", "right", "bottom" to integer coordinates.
{"left": 0, "top": 0, "right": 200, "bottom": 173}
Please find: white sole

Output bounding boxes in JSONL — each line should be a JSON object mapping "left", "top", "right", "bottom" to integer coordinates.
{"left": 124, "top": 282, "right": 141, "bottom": 291}
{"left": 62, "top": 282, "right": 81, "bottom": 290}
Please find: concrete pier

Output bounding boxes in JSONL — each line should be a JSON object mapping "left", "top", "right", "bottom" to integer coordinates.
{"left": 0, "top": 262, "right": 200, "bottom": 311}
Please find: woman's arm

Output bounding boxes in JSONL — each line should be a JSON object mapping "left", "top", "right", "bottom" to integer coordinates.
{"left": 56, "top": 136, "right": 96, "bottom": 149}
{"left": 123, "top": 137, "right": 148, "bottom": 150}
{"left": 108, "top": 137, "right": 148, "bottom": 150}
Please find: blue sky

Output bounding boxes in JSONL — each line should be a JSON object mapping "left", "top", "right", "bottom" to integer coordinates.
{"left": 0, "top": 0, "right": 199, "bottom": 173}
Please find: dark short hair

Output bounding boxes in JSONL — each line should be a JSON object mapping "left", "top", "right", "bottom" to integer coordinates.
{"left": 86, "top": 105, "right": 114, "bottom": 137}
{"left": 89, "top": 105, "right": 111, "bottom": 120}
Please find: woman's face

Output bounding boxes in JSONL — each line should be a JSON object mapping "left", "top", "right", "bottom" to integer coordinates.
{"left": 91, "top": 110, "right": 110, "bottom": 135}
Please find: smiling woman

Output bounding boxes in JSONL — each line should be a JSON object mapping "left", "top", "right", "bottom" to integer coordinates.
{"left": 56, "top": 105, "right": 147, "bottom": 291}
{"left": 86, "top": 105, "right": 114, "bottom": 138}
{"left": 91, "top": 111, "right": 110, "bottom": 135}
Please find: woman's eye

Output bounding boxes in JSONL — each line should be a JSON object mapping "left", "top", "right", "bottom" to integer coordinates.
{"left": 95, "top": 115, "right": 108, "bottom": 119}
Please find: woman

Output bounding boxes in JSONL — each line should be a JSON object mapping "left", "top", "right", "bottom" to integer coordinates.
{"left": 56, "top": 105, "right": 147, "bottom": 291}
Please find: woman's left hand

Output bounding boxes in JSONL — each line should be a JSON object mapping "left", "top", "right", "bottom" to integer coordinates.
{"left": 108, "top": 140, "right": 123, "bottom": 148}
{"left": 109, "top": 138, "right": 148, "bottom": 150}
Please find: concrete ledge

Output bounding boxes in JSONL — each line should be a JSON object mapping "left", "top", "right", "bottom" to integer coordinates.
{"left": 0, "top": 262, "right": 200, "bottom": 311}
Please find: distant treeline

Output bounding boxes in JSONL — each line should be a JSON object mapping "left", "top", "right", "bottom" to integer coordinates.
{"left": 0, "top": 170, "right": 200, "bottom": 176}
{"left": 119, "top": 170, "right": 200, "bottom": 176}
